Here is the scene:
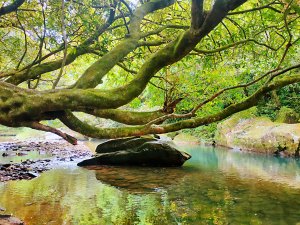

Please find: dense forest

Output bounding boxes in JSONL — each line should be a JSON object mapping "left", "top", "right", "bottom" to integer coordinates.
{"left": 0, "top": 0, "right": 299, "bottom": 143}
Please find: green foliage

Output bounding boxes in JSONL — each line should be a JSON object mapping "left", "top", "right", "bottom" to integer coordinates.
{"left": 185, "top": 123, "right": 218, "bottom": 142}
{"left": 256, "top": 95, "right": 279, "bottom": 120}
{"left": 275, "top": 106, "right": 300, "bottom": 124}
{"left": 278, "top": 84, "right": 300, "bottom": 113}
{"left": 257, "top": 84, "right": 300, "bottom": 121}
{"left": 0, "top": 0, "right": 299, "bottom": 139}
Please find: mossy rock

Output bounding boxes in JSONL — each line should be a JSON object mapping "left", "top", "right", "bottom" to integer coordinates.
{"left": 166, "top": 132, "right": 180, "bottom": 140}
{"left": 79, "top": 138, "right": 191, "bottom": 167}
{"left": 173, "top": 133, "right": 200, "bottom": 144}
{"left": 215, "top": 108, "right": 300, "bottom": 156}
{"left": 215, "top": 107, "right": 259, "bottom": 147}
{"left": 275, "top": 107, "right": 300, "bottom": 124}
{"left": 95, "top": 137, "right": 156, "bottom": 153}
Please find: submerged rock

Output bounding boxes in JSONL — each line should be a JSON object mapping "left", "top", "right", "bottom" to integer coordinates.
{"left": 79, "top": 138, "right": 191, "bottom": 167}
{"left": 0, "top": 215, "right": 24, "bottom": 225}
{"left": 215, "top": 108, "right": 300, "bottom": 156}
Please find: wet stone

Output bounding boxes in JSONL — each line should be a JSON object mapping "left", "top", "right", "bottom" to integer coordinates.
{"left": 2, "top": 153, "right": 9, "bottom": 157}
{"left": 0, "top": 215, "right": 24, "bottom": 225}
{"left": 2, "top": 164, "right": 11, "bottom": 168}
{"left": 79, "top": 138, "right": 191, "bottom": 167}
{"left": 27, "top": 172, "right": 38, "bottom": 178}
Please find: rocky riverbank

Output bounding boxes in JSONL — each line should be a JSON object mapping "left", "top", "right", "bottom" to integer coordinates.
{"left": 0, "top": 141, "right": 92, "bottom": 182}
{"left": 215, "top": 108, "right": 300, "bottom": 156}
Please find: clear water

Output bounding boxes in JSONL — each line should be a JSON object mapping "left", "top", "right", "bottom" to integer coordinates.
{"left": 0, "top": 149, "right": 52, "bottom": 164}
{"left": 0, "top": 145, "right": 300, "bottom": 225}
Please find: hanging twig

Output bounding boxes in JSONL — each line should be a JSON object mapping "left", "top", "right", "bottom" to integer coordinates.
{"left": 16, "top": 10, "right": 27, "bottom": 69}
{"left": 52, "top": 0, "right": 68, "bottom": 89}
{"left": 25, "top": 0, "right": 47, "bottom": 85}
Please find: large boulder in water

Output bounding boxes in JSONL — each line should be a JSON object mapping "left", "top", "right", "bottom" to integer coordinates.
{"left": 78, "top": 138, "right": 191, "bottom": 167}
{"left": 215, "top": 108, "right": 300, "bottom": 156}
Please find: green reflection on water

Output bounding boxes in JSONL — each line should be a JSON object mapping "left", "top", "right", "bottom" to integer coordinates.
{"left": 0, "top": 146, "right": 300, "bottom": 225}
{"left": 0, "top": 150, "right": 52, "bottom": 164}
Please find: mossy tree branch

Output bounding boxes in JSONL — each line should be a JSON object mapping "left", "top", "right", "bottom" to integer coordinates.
{"left": 83, "top": 109, "right": 167, "bottom": 125}
{"left": 1, "top": 0, "right": 299, "bottom": 143}
{"left": 73, "top": 0, "right": 176, "bottom": 89}
{"left": 58, "top": 75, "right": 300, "bottom": 139}
{"left": 0, "top": 0, "right": 25, "bottom": 16}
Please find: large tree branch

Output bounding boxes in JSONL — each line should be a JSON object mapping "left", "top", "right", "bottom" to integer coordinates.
{"left": 52, "top": 0, "right": 249, "bottom": 139}
{"left": 0, "top": 0, "right": 25, "bottom": 16}
{"left": 83, "top": 109, "right": 167, "bottom": 125}
{"left": 77, "top": 74, "right": 300, "bottom": 137}
{"left": 24, "top": 121, "right": 77, "bottom": 145}
{"left": 5, "top": 44, "right": 296, "bottom": 126}
{"left": 97, "top": 0, "right": 249, "bottom": 104}
{"left": 5, "top": 47, "right": 90, "bottom": 85}
{"left": 58, "top": 75, "right": 300, "bottom": 139}
{"left": 73, "top": 0, "right": 176, "bottom": 89}
{"left": 0, "top": 79, "right": 171, "bottom": 123}
{"left": 80, "top": 98, "right": 182, "bottom": 125}
{"left": 36, "top": 108, "right": 171, "bottom": 126}
{"left": 127, "top": 63, "right": 300, "bottom": 126}
{"left": 1, "top": 0, "right": 298, "bottom": 144}
{"left": 191, "top": 0, "right": 205, "bottom": 30}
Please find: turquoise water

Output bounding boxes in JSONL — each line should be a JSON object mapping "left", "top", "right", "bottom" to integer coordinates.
{"left": 0, "top": 145, "right": 300, "bottom": 225}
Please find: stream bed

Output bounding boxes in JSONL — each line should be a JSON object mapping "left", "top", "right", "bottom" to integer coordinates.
{"left": 0, "top": 144, "right": 300, "bottom": 225}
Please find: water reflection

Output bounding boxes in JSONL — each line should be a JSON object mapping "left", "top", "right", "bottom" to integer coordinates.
{"left": 0, "top": 149, "right": 52, "bottom": 164}
{"left": 182, "top": 145, "right": 300, "bottom": 188}
{"left": 0, "top": 145, "right": 300, "bottom": 225}
{"left": 89, "top": 165, "right": 192, "bottom": 193}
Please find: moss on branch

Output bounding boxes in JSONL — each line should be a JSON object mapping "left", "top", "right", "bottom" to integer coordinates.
{"left": 4, "top": 0, "right": 298, "bottom": 143}
{"left": 73, "top": 0, "right": 176, "bottom": 89}
{"left": 58, "top": 75, "right": 300, "bottom": 139}
{"left": 85, "top": 109, "right": 167, "bottom": 125}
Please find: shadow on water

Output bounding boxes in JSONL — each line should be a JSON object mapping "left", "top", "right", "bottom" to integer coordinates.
{"left": 0, "top": 143, "right": 300, "bottom": 225}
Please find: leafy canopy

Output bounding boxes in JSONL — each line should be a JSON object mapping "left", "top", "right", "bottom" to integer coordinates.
{"left": 0, "top": 0, "right": 299, "bottom": 143}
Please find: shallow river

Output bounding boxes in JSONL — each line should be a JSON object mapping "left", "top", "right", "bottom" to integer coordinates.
{"left": 0, "top": 144, "right": 300, "bottom": 225}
